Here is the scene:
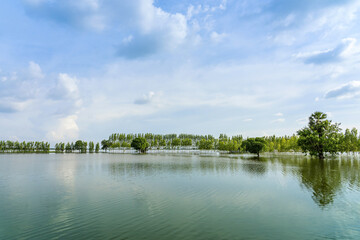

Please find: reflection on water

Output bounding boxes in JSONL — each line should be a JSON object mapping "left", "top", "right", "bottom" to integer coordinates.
{"left": 108, "top": 154, "right": 360, "bottom": 208}
{"left": 1, "top": 153, "right": 360, "bottom": 239}
{"left": 269, "top": 156, "right": 360, "bottom": 207}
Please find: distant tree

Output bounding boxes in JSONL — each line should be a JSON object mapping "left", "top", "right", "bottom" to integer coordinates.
{"left": 181, "top": 138, "right": 192, "bottom": 147}
{"left": 95, "top": 143, "right": 100, "bottom": 153}
{"left": 74, "top": 140, "right": 83, "bottom": 153}
{"left": 297, "top": 112, "right": 342, "bottom": 159}
{"left": 89, "top": 141, "right": 95, "bottom": 153}
{"left": 131, "top": 137, "right": 149, "bottom": 153}
{"left": 159, "top": 139, "right": 166, "bottom": 148}
{"left": 198, "top": 139, "right": 214, "bottom": 150}
{"left": 81, "top": 141, "right": 87, "bottom": 153}
{"left": 65, "top": 143, "right": 72, "bottom": 153}
{"left": 101, "top": 140, "right": 111, "bottom": 152}
{"left": 243, "top": 137, "right": 266, "bottom": 157}
{"left": 121, "top": 141, "right": 131, "bottom": 148}
{"left": 171, "top": 138, "right": 181, "bottom": 148}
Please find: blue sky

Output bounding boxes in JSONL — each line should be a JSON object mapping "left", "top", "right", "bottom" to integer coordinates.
{"left": 1, "top": 0, "right": 360, "bottom": 143}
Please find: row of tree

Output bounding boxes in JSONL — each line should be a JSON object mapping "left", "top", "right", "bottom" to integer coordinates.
{"left": 1, "top": 112, "right": 358, "bottom": 158}
{"left": 103, "top": 112, "right": 360, "bottom": 158}
{"left": 0, "top": 141, "right": 50, "bottom": 153}
{"left": 102, "top": 131, "right": 360, "bottom": 155}
{"left": 55, "top": 141, "right": 100, "bottom": 153}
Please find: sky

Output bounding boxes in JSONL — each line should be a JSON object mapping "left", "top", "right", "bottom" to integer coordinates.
{"left": 1, "top": 0, "right": 360, "bottom": 143}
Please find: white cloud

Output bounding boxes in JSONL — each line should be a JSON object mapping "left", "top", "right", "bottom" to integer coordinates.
{"left": 134, "top": 91, "right": 155, "bottom": 105}
{"left": 49, "top": 73, "right": 80, "bottom": 101}
{"left": 273, "top": 118, "right": 285, "bottom": 123}
{"left": 325, "top": 112, "right": 333, "bottom": 118}
{"left": 25, "top": 0, "right": 189, "bottom": 57}
{"left": 211, "top": 31, "right": 227, "bottom": 43}
{"left": 28, "top": 61, "right": 44, "bottom": 79}
{"left": 0, "top": 99, "right": 32, "bottom": 113}
{"left": 25, "top": 0, "right": 105, "bottom": 31}
{"left": 274, "top": 112, "right": 283, "bottom": 117}
{"left": 296, "top": 38, "right": 358, "bottom": 64}
{"left": 296, "top": 118, "right": 307, "bottom": 125}
{"left": 243, "top": 118, "right": 253, "bottom": 122}
{"left": 46, "top": 115, "right": 79, "bottom": 142}
{"left": 325, "top": 81, "right": 360, "bottom": 99}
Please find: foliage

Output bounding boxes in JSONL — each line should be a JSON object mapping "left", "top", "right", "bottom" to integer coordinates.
{"left": 88, "top": 141, "right": 95, "bottom": 153}
{"left": 95, "top": 143, "right": 100, "bottom": 153}
{"left": 198, "top": 139, "right": 214, "bottom": 150}
{"left": 3, "top": 114, "right": 360, "bottom": 156}
{"left": 131, "top": 137, "right": 149, "bottom": 153}
{"left": 101, "top": 140, "right": 111, "bottom": 152}
{"left": 243, "top": 137, "right": 266, "bottom": 157}
{"left": 297, "top": 112, "right": 342, "bottom": 159}
{"left": 0, "top": 141, "right": 50, "bottom": 153}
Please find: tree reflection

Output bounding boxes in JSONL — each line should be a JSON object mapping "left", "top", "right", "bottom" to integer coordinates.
{"left": 298, "top": 159, "right": 341, "bottom": 207}
{"left": 281, "top": 156, "right": 360, "bottom": 208}
{"left": 241, "top": 157, "right": 268, "bottom": 176}
{"left": 107, "top": 154, "right": 360, "bottom": 208}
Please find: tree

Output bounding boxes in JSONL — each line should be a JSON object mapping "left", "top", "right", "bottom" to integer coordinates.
{"left": 297, "top": 111, "right": 341, "bottom": 159}
{"left": 171, "top": 138, "right": 181, "bottom": 149}
{"left": 181, "top": 138, "right": 192, "bottom": 147}
{"left": 101, "top": 139, "right": 111, "bottom": 152}
{"left": 88, "top": 141, "right": 94, "bottom": 153}
{"left": 131, "top": 137, "right": 149, "bottom": 153}
{"left": 243, "top": 137, "right": 266, "bottom": 157}
{"left": 65, "top": 143, "right": 72, "bottom": 153}
{"left": 198, "top": 139, "right": 214, "bottom": 150}
{"left": 95, "top": 143, "right": 100, "bottom": 153}
{"left": 74, "top": 140, "right": 83, "bottom": 153}
{"left": 81, "top": 141, "right": 88, "bottom": 153}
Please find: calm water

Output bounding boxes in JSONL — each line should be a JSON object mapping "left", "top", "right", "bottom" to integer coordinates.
{"left": 0, "top": 153, "right": 359, "bottom": 239}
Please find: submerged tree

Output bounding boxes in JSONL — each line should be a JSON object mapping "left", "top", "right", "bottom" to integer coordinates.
{"left": 243, "top": 137, "right": 266, "bottom": 157}
{"left": 101, "top": 140, "right": 111, "bottom": 152}
{"left": 95, "top": 143, "right": 100, "bottom": 153}
{"left": 131, "top": 137, "right": 149, "bottom": 153}
{"left": 88, "top": 141, "right": 95, "bottom": 153}
{"left": 297, "top": 112, "right": 342, "bottom": 159}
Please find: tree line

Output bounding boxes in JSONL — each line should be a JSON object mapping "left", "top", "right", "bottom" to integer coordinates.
{"left": 0, "top": 141, "right": 50, "bottom": 153}
{"left": 1, "top": 112, "right": 359, "bottom": 158}
{"left": 54, "top": 140, "right": 100, "bottom": 153}
{"left": 102, "top": 112, "right": 360, "bottom": 158}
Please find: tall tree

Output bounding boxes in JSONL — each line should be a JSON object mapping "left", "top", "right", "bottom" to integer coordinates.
{"left": 297, "top": 112, "right": 341, "bottom": 159}
{"left": 95, "top": 143, "right": 100, "bottom": 153}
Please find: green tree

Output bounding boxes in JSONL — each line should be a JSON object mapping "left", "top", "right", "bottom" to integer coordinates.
{"left": 89, "top": 141, "right": 95, "bottom": 153}
{"left": 171, "top": 138, "right": 181, "bottom": 149}
{"left": 159, "top": 139, "right": 166, "bottom": 147}
{"left": 181, "top": 138, "right": 192, "bottom": 147}
{"left": 243, "top": 137, "right": 266, "bottom": 157}
{"left": 65, "top": 143, "right": 72, "bottom": 153}
{"left": 101, "top": 139, "right": 111, "bottom": 152}
{"left": 95, "top": 143, "right": 100, "bottom": 153}
{"left": 198, "top": 139, "right": 214, "bottom": 150}
{"left": 131, "top": 137, "right": 149, "bottom": 153}
{"left": 121, "top": 141, "right": 131, "bottom": 148}
{"left": 297, "top": 112, "right": 341, "bottom": 159}
{"left": 74, "top": 140, "right": 83, "bottom": 153}
{"left": 81, "top": 141, "right": 87, "bottom": 153}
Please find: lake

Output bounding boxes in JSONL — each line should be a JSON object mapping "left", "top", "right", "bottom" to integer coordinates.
{"left": 0, "top": 153, "right": 359, "bottom": 239}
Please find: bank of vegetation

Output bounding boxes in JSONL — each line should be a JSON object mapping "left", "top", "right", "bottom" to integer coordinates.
{"left": 0, "top": 141, "right": 50, "bottom": 153}
{"left": 1, "top": 112, "right": 359, "bottom": 158}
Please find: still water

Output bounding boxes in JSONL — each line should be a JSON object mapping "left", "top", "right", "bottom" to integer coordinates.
{"left": 0, "top": 153, "right": 359, "bottom": 239}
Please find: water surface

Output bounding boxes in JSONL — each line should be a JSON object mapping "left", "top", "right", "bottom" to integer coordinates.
{"left": 0, "top": 153, "right": 359, "bottom": 239}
